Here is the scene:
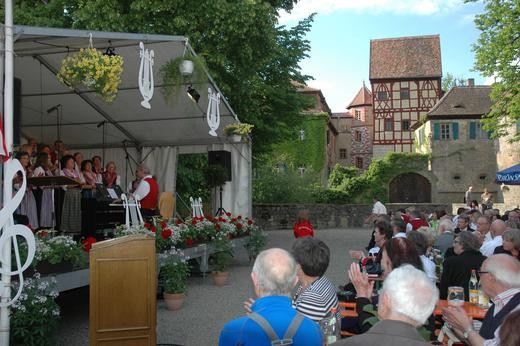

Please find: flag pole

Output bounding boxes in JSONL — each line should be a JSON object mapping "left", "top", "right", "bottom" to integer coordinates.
{"left": 1, "top": 0, "right": 14, "bottom": 343}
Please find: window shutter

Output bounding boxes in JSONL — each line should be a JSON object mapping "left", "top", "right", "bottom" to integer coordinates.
{"left": 469, "top": 122, "right": 476, "bottom": 139}
{"left": 452, "top": 122, "right": 459, "bottom": 140}
{"left": 433, "top": 123, "right": 440, "bottom": 140}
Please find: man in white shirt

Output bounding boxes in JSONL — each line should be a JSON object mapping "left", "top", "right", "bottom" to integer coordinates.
{"left": 477, "top": 215, "right": 493, "bottom": 244}
{"left": 480, "top": 220, "right": 506, "bottom": 257}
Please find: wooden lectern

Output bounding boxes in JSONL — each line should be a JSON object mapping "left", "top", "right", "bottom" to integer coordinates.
{"left": 89, "top": 235, "right": 156, "bottom": 345}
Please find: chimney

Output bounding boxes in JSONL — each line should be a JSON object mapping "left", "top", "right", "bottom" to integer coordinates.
{"left": 467, "top": 78, "right": 475, "bottom": 87}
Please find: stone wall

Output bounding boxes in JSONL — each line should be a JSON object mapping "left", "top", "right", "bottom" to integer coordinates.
{"left": 253, "top": 203, "right": 451, "bottom": 230}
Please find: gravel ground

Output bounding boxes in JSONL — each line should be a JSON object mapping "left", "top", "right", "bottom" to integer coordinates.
{"left": 55, "top": 227, "right": 370, "bottom": 346}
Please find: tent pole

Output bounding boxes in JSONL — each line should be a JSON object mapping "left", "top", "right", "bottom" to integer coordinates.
{"left": 1, "top": 0, "right": 14, "bottom": 343}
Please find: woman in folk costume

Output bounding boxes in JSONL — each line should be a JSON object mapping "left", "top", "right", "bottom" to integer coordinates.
{"left": 15, "top": 151, "right": 39, "bottom": 229}
{"left": 33, "top": 152, "right": 55, "bottom": 228}
{"left": 60, "top": 155, "right": 82, "bottom": 235}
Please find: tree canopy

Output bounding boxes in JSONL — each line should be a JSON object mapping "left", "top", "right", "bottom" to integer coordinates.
{"left": 441, "top": 72, "right": 467, "bottom": 93}
{"left": 470, "top": 0, "right": 520, "bottom": 141}
{"left": 9, "top": 0, "right": 314, "bottom": 156}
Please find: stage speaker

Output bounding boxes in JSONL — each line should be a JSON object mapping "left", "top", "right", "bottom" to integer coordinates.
{"left": 208, "top": 150, "right": 232, "bottom": 182}
{"left": 13, "top": 77, "right": 21, "bottom": 146}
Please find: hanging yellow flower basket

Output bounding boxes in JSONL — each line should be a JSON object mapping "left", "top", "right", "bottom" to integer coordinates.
{"left": 57, "top": 48, "right": 124, "bottom": 103}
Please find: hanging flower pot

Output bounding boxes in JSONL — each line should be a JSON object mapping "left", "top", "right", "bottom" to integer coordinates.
{"left": 179, "top": 60, "right": 194, "bottom": 76}
{"left": 57, "top": 48, "right": 124, "bottom": 103}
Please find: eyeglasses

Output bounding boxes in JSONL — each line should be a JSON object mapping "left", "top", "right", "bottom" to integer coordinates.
{"left": 477, "top": 271, "right": 489, "bottom": 275}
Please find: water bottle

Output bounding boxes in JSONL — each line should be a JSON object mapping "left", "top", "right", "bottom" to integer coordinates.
{"left": 469, "top": 269, "right": 479, "bottom": 305}
{"left": 321, "top": 307, "right": 340, "bottom": 345}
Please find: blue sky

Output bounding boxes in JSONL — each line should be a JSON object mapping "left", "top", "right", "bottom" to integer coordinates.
{"left": 279, "top": 0, "right": 487, "bottom": 112}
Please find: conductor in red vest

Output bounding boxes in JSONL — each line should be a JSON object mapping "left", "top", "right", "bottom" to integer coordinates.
{"left": 133, "top": 165, "right": 159, "bottom": 218}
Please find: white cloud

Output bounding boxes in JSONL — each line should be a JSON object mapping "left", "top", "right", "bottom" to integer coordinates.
{"left": 279, "top": 0, "right": 465, "bottom": 24}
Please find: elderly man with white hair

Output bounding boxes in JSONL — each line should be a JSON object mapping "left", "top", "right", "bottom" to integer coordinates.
{"left": 336, "top": 264, "right": 439, "bottom": 345}
{"left": 443, "top": 254, "right": 520, "bottom": 346}
{"left": 219, "top": 248, "right": 322, "bottom": 346}
{"left": 133, "top": 164, "right": 159, "bottom": 217}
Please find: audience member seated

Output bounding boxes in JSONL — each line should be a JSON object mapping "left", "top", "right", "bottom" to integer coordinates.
{"left": 293, "top": 210, "right": 314, "bottom": 238}
{"left": 407, "top": 231, "right": 436, "bottom": 283}
{"left": 480, "top": 219, "right": 507, "bottom": 257}
{"left": 290, "top": 237, "right": 339, "bottom": 321}
{"left": 443, "top": 254, "right": 520, "bottom": 345}
{"left": 219, "top": 248, "right": 322, "bottom": 346}
{"left": 439, "top": 231, "right": 486, "bottom": 300}
{"left": 434, "top": 218, "right": 455, "bottom": 254}
{"left": 391, "top": 217, "right": 407, "bottom": 238}
{"left": 347, "top": 237, "right": 424, "bottom": 334}
{"left": 476, "top": 215, "right": 492, "bottom": 245}
{"left": 102, "top": 161, "right": 120, "bottom": 187}
{"left": 350, "top": 220, "right": 393, "bottom": 273}
{"left": 15, "top": 151, "right": 39, "bottom": 229}
{"left": 60, "top": 155, "right": 82, "bottom": 235}
{"left": 454, "top": 213, "right": 475, "bottom": 234}
{"left": 493, "top": 228, "right": 520, "bottom": 260}
{"left": 499, "top": 309, "right": 520, "bottom": 346}
{"left": 81, "top": 159, "right": 97, "bottom": 198}
{"left": 133, "top": 164, "right": 159, "bottom": 217}
{"left": 507, "top": 209, "right": 519, "bottom": 224}
{"left": 337, "top": 264, "right": 438, "bottom": 346}
{"left": 33, "top": 152, "right": 55, "bottom": 228}
{"left": 407, "top": 210, "right": 429, "bottom": 232}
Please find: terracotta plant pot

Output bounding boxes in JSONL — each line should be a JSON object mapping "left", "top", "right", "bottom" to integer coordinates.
{"left": 163, "top": 292, "right": 185, "bottom": 310}
{"left": 212, "top": 271, "right": 230, "bottom": 286}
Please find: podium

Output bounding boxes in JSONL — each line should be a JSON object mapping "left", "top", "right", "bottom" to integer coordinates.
{"left": 89, "top": 235, "right": 156, "bottom": 345}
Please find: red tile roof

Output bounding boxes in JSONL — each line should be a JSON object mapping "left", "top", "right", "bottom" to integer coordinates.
{"left": 369, "top": 35, "right": 442, "bottom": 80}
{"left": 347, "top": 83, "right": 372, "bottom": 109}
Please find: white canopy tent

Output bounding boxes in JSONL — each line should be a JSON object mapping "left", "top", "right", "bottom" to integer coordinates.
{"left": 12, "top": 25, "right": 252, "bottom": 216}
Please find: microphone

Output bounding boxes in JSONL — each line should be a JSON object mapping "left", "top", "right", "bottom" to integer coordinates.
{"left": 46, "top": 104, "right": 61, "bottom": 113}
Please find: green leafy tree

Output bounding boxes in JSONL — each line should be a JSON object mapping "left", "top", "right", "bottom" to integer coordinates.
{"left": 328, "top": 164, "right": 359, "bottom": 189}
{"left": 441, "top": 72, "right": 467, "bottom": 93}
{"left": 10, "top": 0, "right": 314, "bottom": 155}
{"left": 467, "top": 0, "right": 520, "bottom": 141}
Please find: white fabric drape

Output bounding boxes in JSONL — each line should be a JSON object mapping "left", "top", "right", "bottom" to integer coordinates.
{"left": 209, "top": 142, "right": 252, "bottom": 217}
{"left": 141, "top": 146, "right": 178, "bottom": 193}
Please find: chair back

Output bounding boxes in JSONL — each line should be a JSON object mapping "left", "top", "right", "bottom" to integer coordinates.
{"left": 158, "top": 192, "right": 175, "bottom": 219}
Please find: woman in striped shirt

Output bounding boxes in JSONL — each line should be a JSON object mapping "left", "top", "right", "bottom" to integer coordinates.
{"left": 291, "top": 237, "right": 340, "bottom": 322}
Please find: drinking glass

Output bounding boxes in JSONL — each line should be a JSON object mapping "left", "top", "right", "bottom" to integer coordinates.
{"left": 448, "top": 286, "right": 464, "bottom": 306}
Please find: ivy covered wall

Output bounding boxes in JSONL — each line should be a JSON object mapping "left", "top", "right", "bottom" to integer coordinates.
{"left": 314, "top": 152, "right": 430, "bottom": 204}
{"left": 271, "top": 114, "right": 327, "bottom": 174}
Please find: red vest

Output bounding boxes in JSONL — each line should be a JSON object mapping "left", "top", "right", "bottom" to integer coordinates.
{"left": 140, "top": 177, "right": 158, "bottom": 209}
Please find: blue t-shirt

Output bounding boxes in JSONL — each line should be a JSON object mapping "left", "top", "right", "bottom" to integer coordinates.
{"left": 219, "top": 295, "right": 323, "bottom": 346}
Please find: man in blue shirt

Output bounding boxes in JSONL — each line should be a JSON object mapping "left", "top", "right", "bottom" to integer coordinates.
{"left": 219, "top": 248, "right": 322, "bottom": 346}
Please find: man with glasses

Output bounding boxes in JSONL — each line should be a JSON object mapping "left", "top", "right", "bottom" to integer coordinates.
{"left": 443, "top": 254, "right": 520, "bottom": 346}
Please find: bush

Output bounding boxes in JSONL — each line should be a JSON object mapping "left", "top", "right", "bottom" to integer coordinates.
{"left": 253, "top": 167, "right": 317, "bottom": 203}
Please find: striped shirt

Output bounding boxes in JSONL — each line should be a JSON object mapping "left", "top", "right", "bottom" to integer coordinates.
{"left": 292, "top": 275, "right": 340, "bottom": 322}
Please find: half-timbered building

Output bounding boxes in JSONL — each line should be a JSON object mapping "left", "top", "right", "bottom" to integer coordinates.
{"left": 369, "top": 35, "right": 442, "bottom": 158}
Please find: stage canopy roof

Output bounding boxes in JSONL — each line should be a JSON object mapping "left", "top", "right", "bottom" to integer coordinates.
{"left": 496, "top": 164, "right": 520, "bottom": 185}
{"left": 12, "top": 25, "right": 239, "bottom": 149}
